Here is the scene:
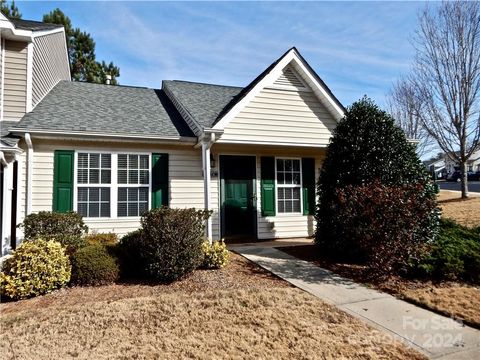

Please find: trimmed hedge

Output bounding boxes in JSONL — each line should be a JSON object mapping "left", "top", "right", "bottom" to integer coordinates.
{"left": 123, "top": 208, "right": 210, "bottom": 282}
{"left": 20, "top": 212, "right": 88, "bottom": 254}
{"left": 117, "top": 230, "right": 143, "bottom": 278}
{"left": 332, "top": 180, "right": 438, "bottom": 274}
{"left": 413, "top": 219, "right": 480, "bottom": 283}
{"left": 70, "top": 244, "right": 120, "bottom": 286}
{"left": 202, "top": 240, "right": 230, "bottom": 269}
{"left": 85, "top": 232, "right": 118, "bottom": 247}
{"left": 0, "top": 240, "right": 71, "bottom": 299}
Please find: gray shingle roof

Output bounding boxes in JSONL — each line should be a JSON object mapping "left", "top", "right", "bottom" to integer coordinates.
{"left": 1, "top": 121, "right": 20, "bottom": 148}
{"left": 10, "top": 18, "right": 63, "bottom": 32}
{"left": 13, "top": 81, "right": 194, "bottom": 138}
{"left": 163, "top": 80, "right": 242, "bottom": 129}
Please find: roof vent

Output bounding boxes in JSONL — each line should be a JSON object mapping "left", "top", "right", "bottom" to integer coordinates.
{"left": 271, "top": 66, "right": 309, "bottom": 91}
{"left": 106, "top": 74, "right": 112, "bottom": 85}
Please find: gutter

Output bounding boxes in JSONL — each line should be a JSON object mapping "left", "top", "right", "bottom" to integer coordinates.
{"left": 9, "top": 129, "right": 198, "bottom": 145}
{"left": 25, "top": 133, "right": 33, "bottom": 215}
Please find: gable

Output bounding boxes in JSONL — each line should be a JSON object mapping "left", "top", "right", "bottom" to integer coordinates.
{"left": 212, "top": 48, "right": 344, "bottom": 145}
{"left": 217, "top": 83, "right": 337, "bottom": 147}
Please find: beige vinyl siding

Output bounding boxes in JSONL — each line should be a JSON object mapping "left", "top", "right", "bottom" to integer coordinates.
{"left": 212, "top": 144, "right": 326, "bottom": 240}
{"left": 18, "top": 140, "right": 219, "bottom": 238}
{"left": 3, "top": 40, "right": 27, "bottom": 121}
{"left": 218, "top": 88, "right": 337, "bottom": 146}
{"left": 32, "top": 32, "right": 70, "bottom": 106}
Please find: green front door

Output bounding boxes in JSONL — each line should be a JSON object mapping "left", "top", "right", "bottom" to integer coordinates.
{"left": 220, "top": 155, "right": 256, "bottom": 240}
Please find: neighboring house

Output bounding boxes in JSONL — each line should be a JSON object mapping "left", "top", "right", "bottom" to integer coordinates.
{"left": 1, "top": 20, "right": 345, "bottom": 256}
{"left": 424, "top": 154, "right": 446, "bottom": 179}
{"left": 0, "top": 14, "right": 70, "bottom": 254}
{"left": 444, "top": 148, "right": 480, "bottom": 174}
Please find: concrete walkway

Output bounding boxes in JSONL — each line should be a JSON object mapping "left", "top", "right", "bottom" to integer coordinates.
{"left": 232, "top": 244, "right": 480, "bottom": 360}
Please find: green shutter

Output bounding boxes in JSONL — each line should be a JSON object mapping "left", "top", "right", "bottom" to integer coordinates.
{"left": 260, "top": 156, "right": 276, "bottom": 216}
{"left": 302, "top": 158, "right": 316, "bottom": 215}
{"left": 53, "top": 150, "right": 74, "bottom": 213}
{"left": 152, "top": 153, "right": 169, "bottom": 208}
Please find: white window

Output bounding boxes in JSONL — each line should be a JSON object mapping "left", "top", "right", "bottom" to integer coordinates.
{"left": 75, "top": 152, "right": 150, "bottom": 218}
{"left": 77, "top": 153, "right": 111, "bottom": 217}
{"left": 117, "top": 154, "right": 149, "bottom": 217}
{"left": 276, "top": 158, "right": 302, "bottom": 213}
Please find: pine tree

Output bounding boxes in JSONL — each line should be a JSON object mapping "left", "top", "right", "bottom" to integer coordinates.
{"left": 43, "top": 8, "right": 120, "bottom": 84}
{"left": 1, "top": 0, "right": 21, "bottom": 19}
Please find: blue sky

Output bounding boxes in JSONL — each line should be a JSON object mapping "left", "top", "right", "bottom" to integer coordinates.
{"left": 18, "top": 1, "right": 427, "bottom": 107}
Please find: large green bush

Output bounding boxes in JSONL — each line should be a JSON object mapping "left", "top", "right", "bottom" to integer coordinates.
{"left": 413, "top": 219, "right": 480, "bottom": 283}
{"left": 70, "top": 244, "right": 120, "bottom": 286}
{"left": 333, "top": 180, "right": 438, "bottom": 274}
{"left": 20, "top": 212, "right": 88, "bottom": 254}
{"left": 137, "top": 207, "right": 210, "bottom": 282}
{"left": 0, "top": 239, "right": 71, "bottom": 300}
{"left": 315, "top": 97, "right": 439, "bottom": 261}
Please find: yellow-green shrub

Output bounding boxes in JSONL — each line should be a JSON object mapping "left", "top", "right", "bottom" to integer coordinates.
{"left": 84, "top": 232, "right": 118, "bottom": 247}
{"left": 0, "top": 240, "right": 71, "bottom": 300}
{"left": 201, "top": 240, "right": 230, "bottom": 269}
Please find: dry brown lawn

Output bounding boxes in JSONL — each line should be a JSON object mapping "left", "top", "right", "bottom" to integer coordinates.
{"left": 0, "top": 253, "right": 425, "bottom": 360}
{"left": 280, "top": 245, "right": 480, "bottom": 328}
{"left": 438, "top": 190, "right": 480, "bottom": 227}
{"left": 399, "top": 286, "right": 480, "bottom": 326}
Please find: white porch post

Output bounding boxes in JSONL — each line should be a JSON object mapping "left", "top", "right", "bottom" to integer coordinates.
{"left": 202, "top": 141, "right": 212, "bottom": 242}
{"left": 1, "top": 152, "right": 12, "bottom": 256}
{"left": 201, "top": 132, "right": 217, "bottom": 243}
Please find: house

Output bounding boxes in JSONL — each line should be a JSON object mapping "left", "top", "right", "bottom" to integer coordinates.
{"left": 0, "top": 14, "right": 70, "bottom": 254}
{"left": 444, "top": 148, "right": 480, "bottom": 174}
{"left": 1, "top": 19, "right": 345, "bottom": 256}
{"left": 423, "top": 154, "right": 446, "bottom": 179}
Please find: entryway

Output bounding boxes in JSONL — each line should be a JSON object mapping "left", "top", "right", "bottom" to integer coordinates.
{"left": 220, "top": 155, "right": 257, "bottom": 242}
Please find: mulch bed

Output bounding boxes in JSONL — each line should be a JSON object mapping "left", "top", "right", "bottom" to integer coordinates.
{"left": 0, "top": 252, "right": 289, "bottom": 315}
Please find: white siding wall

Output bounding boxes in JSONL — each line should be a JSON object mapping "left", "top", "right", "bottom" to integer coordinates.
{"left": 3, "top": 40, "right": 27, "bottom": 121}
{"left": 18, "top": 140, "right": 213, "bottom": 238}
{"left": 218, "top": 88, "right": 337, "bottom": 146}
{"left": 32, "top": 31, "right": 70, "bottom": 107}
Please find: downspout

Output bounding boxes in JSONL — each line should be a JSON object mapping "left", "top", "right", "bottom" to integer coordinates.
{"left": 25, "top": 133, "right": 33, "bottom": 215}
{"left": 201, "top": 132, "right": 216, "bottom": 243}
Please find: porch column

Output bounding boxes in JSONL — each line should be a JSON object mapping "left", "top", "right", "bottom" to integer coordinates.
{"left": 1, "top": 152, "right": 12, "bottom": 256}
{"left": 201, "top": 139, "right": 213, "bottom": 242}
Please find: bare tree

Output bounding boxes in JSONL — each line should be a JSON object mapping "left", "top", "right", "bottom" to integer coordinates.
{"left": 387, "top": 77, "right": 434, "bottom": 158}
{"left": 410, "top": 1, "right": 480, "bottom": 198}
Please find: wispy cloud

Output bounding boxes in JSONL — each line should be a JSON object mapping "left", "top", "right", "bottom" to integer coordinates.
{"left": 20, "top": 1, "right": 426, "bottom": 107}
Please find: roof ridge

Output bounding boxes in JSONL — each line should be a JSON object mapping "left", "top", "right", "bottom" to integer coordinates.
{"left": 63, "top": 80, "right": 153, "bottom": 90}
{"left": 165, "top": 79, "right": 243, "bottom": 89}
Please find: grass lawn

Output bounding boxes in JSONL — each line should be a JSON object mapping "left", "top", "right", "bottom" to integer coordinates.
{"left": 280, "top": 245, "right": 480, "bottom": 329}
{"left": 438, "top": 190, "right": 480, "bottom": 228}
{"left": 0, "top": 253, "right": 425, "bottom": 360}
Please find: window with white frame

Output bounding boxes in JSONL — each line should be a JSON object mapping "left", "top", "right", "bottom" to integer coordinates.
{"left": 276, "top": 158, "right": 302, "bottom": 213}
{"left": 117, "top": 154, "right": 149, "bottom": 217}
{"left": 77, "top": 153, "right": 111, "bottom": 217}
{"left": 75, "top": 152, "right": 150, "bottom": 218}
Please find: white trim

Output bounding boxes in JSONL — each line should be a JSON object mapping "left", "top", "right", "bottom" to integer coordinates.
{"left": 25, "top": 133, "right": 33, "bottom": 215}
{"left": 9, "top": 129, "right": 198, "bottom": 144}
{"left": 26, "top": 42, "right": 33, "bottom": 112}
{"left": 212, "top": 48, "right": 345, "bottom": 131}
{"left": 31, "top": 27, "right": 66, "bottom": 39}
{"left": 0, "top": 36, "right": 5, "bottom": 121}
{"left": 274, "top": 157, "right": 303, "bottom": 216}
{"left": 216, "top": 138, "right": 328, "bottom": 148}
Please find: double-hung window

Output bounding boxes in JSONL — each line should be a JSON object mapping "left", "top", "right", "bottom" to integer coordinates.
{"left": 117, "top": 154, "right": 149, "bottom": 217}
{"left": 77, "top": 153, "right": 111, "bottom": 218}
{"left": 276, "top": 158, "right": 302, "bottom": 213}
